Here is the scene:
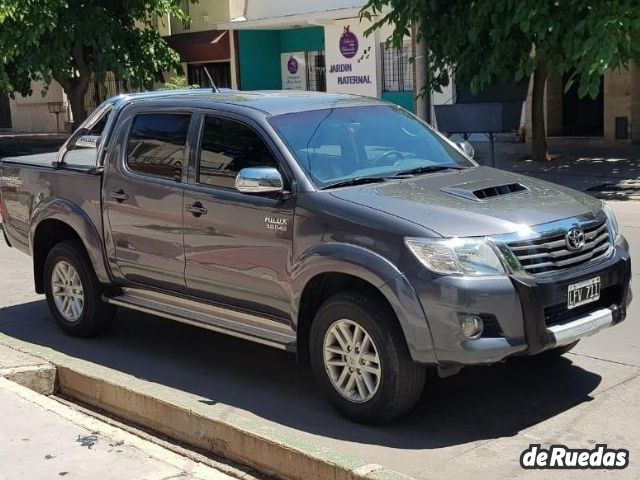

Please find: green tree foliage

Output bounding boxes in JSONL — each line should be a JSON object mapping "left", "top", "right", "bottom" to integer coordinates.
{"left": 362, "top": 1, "right": 640, "bottom": 161}
{"left": 160, "top": 73, "right": 198, "bottom": 90}
{"left": 0, "top": 0, "right": 190, "bottom": 124}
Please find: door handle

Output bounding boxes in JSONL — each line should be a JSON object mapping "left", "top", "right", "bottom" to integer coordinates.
{"left": 110, "top": 189, "right": 129, "bottom": 202}
{"left": 186, "top": 202, "right": 208, "bottom": 217}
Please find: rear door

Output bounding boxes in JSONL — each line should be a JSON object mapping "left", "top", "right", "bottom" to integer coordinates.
{"left": 104, "top": 109, "right": 193, "bottom": 291}
{"left": 182, "top": 112, "right": 295, "bottom": 318}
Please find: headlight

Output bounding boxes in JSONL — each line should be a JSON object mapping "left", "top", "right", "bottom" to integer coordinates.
{"left": 602, "top": 203, "right": 621, "bottom": 243}
{"left": 405, "top": 237, "right": 506, "bottom": 276}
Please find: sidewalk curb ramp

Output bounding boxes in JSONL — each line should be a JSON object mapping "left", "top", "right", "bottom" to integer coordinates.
{"left": 0, "top": 335, "right": 414, "bottom": 480}
{"left": 0, "top": 344, "right": 56, "bottom": 394}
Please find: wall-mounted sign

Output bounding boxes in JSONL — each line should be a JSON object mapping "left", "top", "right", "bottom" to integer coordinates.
{"left": 281, "top": 52, "right": 307, "bottom": 90}
{"left": 339, "top": 25, "right": 359, "bottom": 59}
{"left": 325, "top": 20, "right": 377, "bottom": 97}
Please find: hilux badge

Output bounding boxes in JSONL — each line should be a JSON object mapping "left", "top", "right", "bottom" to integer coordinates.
{"left": 566, "top": 227, "right": 585, "bottom": 251}
{"left": 265, "top": 216, "right": 288, "bottom": 232}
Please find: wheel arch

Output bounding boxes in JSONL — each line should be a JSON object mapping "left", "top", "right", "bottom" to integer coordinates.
{"left": 30, "top": 198, "right": 111, "bottom": 293}
{"left": 292, "top": 243, "right": 437, "bottom": 365}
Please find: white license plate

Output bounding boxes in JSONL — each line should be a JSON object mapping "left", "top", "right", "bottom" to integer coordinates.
{"left": 567, "top": 277, "right": 601, "bottom": 309}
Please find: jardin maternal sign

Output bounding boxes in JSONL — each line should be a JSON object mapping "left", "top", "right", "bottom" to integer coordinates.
{"left": 329, "top": 25, "right": 372, "bottom": 86}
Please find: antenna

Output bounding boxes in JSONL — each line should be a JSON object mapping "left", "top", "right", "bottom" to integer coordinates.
{"left": 202, "top": 66, "right": 219, "bottom": 93}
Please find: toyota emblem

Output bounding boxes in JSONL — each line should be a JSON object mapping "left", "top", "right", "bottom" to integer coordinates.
{"left": 566, "top": 227, "right": 585, "bottom": 251}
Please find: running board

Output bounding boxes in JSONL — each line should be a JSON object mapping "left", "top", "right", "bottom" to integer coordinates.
{"left": 103, "top": 288, "right": 297, "bottom": 352}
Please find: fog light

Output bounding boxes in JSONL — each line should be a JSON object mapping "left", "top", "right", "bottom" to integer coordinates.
{"left": 461, "top": 315, "right": 484, "bottom": 338}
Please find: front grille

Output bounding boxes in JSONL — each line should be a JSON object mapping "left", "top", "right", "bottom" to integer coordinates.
{"left": 507, "top": 220, "right": 610, "bottom": 274}
{"left": 544, "top": 286, "right": 620, "bottom": 327}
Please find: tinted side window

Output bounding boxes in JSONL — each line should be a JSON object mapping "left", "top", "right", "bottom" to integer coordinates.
{"left": 127, "top": 113, "right": 192, "bottom": 180}
{"left": 198, "top": 116, "right": 279, "bottom": 189}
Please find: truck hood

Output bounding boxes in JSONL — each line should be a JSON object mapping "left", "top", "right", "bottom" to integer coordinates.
{"left": 329, "top": 166, "right": 603, "bottom": 237}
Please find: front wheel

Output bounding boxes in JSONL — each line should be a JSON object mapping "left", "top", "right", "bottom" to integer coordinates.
{"left": 44, "top": 241, "right": 115, "bottom": 337}
{"left": 310, "top": 291, "right": 425, "bottom": 424}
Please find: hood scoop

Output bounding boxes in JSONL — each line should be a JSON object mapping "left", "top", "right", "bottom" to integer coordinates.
{"left": 440, "top": 180, "right": 530, "bottom": 201}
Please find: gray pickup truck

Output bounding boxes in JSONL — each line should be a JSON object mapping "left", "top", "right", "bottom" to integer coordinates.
{"left": 0, "top": 90, "right": 632, "bottom": 423}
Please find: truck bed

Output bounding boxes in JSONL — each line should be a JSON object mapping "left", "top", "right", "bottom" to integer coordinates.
{"left": 0, "top": 152, "right": 103, "bottom": 255}
{"left": 1, "top": 149, "right": 97, "bottom": 171}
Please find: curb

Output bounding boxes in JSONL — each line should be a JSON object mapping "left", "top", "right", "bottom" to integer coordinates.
{"left": 0, "top": 335, "right": 414, "bottom": 480}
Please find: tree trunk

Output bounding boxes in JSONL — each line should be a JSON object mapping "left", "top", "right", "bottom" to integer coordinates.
{"left": 531, "top": 62, "right": 550, "bottom": 161}
{"left": 67, "top": 80, "right": 89, "bottom": 127}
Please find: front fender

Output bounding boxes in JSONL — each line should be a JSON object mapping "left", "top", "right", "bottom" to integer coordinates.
{"left": 291, "top": 243, "right": 437, "bottom": 364}
{"left": 30, "top": 197, "right": 111, "bottom": 284}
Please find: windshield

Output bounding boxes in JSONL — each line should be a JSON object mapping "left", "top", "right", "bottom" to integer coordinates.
{"left": 268, "top": 105, "right": 475, "bottom": 189}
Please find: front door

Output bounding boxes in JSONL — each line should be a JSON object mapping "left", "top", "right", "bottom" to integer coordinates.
{"left": 104, "top": 111, "right": 193, "bottom": 291}
{"left": 183, "top": 114, "right": 294, "bottom": 318}
{"left": 563, "top": 74, "right": 604, "bottom": 136}
{"left": 0, "top": 93, "right": 11, "bottom": 129}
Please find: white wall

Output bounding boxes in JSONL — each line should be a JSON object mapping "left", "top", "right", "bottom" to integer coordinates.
{"left": 9, "top": 81, "right": 68, "bottom": 133}
{"left": 170, "top": 0, "right": 231, "bottom": 35}
{"left": 245, "top": 0, "right": 365, "bottom": 20}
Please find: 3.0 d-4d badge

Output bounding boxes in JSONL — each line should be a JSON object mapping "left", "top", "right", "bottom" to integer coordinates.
{"left": 265, "top": 216, "right": 288, "bottom": 231}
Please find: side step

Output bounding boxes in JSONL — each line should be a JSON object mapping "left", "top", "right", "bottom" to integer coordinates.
{"left": 103, "top": 288, "right": 297, "bottom": 352}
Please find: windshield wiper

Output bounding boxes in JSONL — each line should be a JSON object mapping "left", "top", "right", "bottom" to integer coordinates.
{"left": 393, "top": 165, "right": 466, "bottom": 177}
{"left": 321, "top": 176, "right": 387, "bottom": 190}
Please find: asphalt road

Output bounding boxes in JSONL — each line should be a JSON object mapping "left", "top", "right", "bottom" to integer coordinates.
{"left": 0, "top": 201, "right": 638, "bottom": 479}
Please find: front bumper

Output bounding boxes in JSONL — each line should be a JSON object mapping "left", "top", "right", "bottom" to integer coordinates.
{"left": 406, "top": 239, "right": 632, "bottom": 366}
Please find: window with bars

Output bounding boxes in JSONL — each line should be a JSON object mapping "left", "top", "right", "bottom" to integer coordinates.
{"left": 305, "top": 51, "right": 327, "bottom": 92}
{"left": 381, "top": 42, "right": 414, "bottom": 92}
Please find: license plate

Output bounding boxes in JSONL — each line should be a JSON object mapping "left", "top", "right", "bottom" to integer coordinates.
{"left": 567, "top": 277, "right": 601, "bottom": 309}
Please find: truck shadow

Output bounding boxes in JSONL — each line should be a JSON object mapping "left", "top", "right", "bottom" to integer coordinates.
{"left": 0, "top": 299, "right": 602, "bottom": 450}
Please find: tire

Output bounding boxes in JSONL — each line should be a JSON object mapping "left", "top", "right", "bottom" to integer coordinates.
{"left": 309, "top": 291, "right": 425, "bottom": 424}
{"left": 44, "top": 240, "right": 115, "bottom": 337}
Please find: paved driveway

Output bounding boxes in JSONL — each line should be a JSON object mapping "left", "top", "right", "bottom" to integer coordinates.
{"left": 0, "top": 201, "right": 638, "bottom": 479}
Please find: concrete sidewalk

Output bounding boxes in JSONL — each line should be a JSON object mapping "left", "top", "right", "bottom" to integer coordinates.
{"left": 473, "top": 141, "right": 640, "bottom": 193}
{"left": 0, "top": 376, "right": 235, "bottom": 480}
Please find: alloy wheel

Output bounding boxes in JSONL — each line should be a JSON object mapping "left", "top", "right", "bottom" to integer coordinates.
{"left": 51, "top": 260, "right": 84, "bottom": 323}
{"left": 323, "top": 319, "right": 382, "bottom": 403}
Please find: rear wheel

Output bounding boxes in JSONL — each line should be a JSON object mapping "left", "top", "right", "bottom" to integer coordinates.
{"left": 44, "top": 241, "right": 115, "bottom": 337}
{"left": 310, "top": 291, "right": 425, "bottom": 424}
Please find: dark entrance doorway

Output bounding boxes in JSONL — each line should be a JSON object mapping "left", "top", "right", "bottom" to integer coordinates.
{"left": 562, "top": 74, "right": 603, "bottom": 136}
{"left": 188, "top": 62, "right": 231, "bottom": 89}
{"left": 0, "top": 93, "right": 12, "bottom": 129}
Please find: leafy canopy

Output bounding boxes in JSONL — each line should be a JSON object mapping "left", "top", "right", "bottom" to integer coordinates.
{"left": 0, "top": 0, "right": 187, "bottom": 97}
{"left": 362, "top": 0, "right": 640, "bottom": 98}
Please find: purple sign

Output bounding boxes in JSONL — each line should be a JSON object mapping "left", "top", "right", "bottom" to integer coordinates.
{"left": 287, "top": 57, "right": 299, "bottom": 74}
{"left": 339, "top": 26, "right": 358, "bottom": 59}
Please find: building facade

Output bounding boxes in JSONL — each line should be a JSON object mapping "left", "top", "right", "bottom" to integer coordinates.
{"left": 7, "top": 81, "right": 68, "bottom": 133}
{"left": 159, "top": 0, "right": 241, "bottom": 90}
{"left": 222, "top": 0, "right": 416, "bottom": 113}
{"left": 524, "top": 65, "right": 640, "bottom": 143}
{"left": 6, "top": 0, "right": 639, "bottom": 142}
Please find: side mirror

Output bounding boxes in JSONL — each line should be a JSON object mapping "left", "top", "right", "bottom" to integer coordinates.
{"left": 235, "top": 167, "right": 284, "bottom": 194}
{"left": 456, "top": 141, "right": 475, "bottom": 159}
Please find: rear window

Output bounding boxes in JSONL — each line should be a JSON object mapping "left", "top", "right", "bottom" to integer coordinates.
{"left": 127, "top": 113, "right": 192, "bottom": 181}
